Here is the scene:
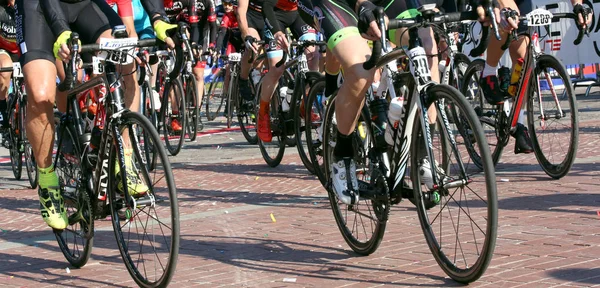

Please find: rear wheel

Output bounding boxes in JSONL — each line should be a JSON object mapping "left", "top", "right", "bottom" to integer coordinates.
{"left": 460, "top": 59, "right": 504, "bottom": 168}
{"left": 239, "top": 72, "right": 258, "bottom": 144}
{"left": 162, "top": 79, "right": 186, "bottom": 156}
{"left": 54, "top": 122, "right": 93, "bottom": 268}
{"left": 293, "top": 76, "right": 315, "bottom": 174}
{"left": 185, "top": 75, "right": 199, "bottom": 142}
{"left": 9, "top": 107, "right": 22, "bottom": 180}
{"left": 305, "top": 80, "right": 327, "bottom": 186}
{"left": 205, "top": 69, "right": 225, "bottom": 121}
{"left": 258, "top": 87, "right": 285, "bottom": 167}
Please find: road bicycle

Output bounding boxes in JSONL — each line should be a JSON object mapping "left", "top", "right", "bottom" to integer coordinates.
{"left": 460, "top": 7, "right": 590, "bottom": 178}
{"left": 256, "top": 40, "right": 325, "bottom": 168}
{"left": 52, "top": 28, "right": 181, "bottom": 287}
{"left": 321, "top": 6, "right": 498, "bottom": 283}
{"left": 0, "top": 63, "right": 37, "bottom": 188}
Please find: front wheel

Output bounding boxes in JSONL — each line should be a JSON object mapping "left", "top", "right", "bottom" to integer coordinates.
{"left": 322, "top": 93, "right": 389, "bottom": 255}
{"left": 411, "top": 84, "right": 497, "bottom": 283}
{"left": 185, "top": 75, "right": 199, "bottom": 142}
{"left": 205, "top": 68, "right": 226, "bottom": 121}
{"left": 108, "top": 111, "right": 179, "bottom": 287}
{"left": 258, "top": 87, "right": 285, "bottom": 167}
{"left": 305, "top": 80, "right": 327, "bottom": 186}
{"left": 527, "top": 55, "right": 578, "bottom": 179}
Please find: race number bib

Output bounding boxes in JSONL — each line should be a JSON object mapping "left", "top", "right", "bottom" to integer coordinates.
{"left": 96, "top": 37, "right": 138, "bottom": 65}
{"left": 12, "top": 62, "right": 22, "bottom": 78}
{"left": 228, "top": 53, "right": 242, "bottom": 62}
{"left": 526, "top": 9, "right": 553, "bottom": 26}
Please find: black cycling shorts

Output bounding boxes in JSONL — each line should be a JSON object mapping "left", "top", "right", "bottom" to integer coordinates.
{"left": 263, "top": 9, "right": 316, "bottom": 56}
{"left": 15, "top": 0, "right": 123, "bottom": 66}
{"left": 247, "top": 8, "right": 266, "bottom": 32}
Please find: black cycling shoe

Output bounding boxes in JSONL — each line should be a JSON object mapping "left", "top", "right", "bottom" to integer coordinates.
{"left": 512, "top": 123, "right": 534, "bottom": 154}
{"left": 479, "top": 74, "right": 508, "bottom": 105}
{"left": 239, "top": 78, "right": 253, "bottom": 102}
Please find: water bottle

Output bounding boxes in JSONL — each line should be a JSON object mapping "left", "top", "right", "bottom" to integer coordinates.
{"left": 251, "top": 70, "right": 261, "bottom": 86}
{"left": 508, "top": 58, "right": 524, "bottom": 97}
{"left": 279, "top": 86, "right": 289, "bottom": 112}
{"left": 368, "top": 98, "right": 388, "bottom": 148}
{"left": 385, "top": 97, "right": 405, "bottom": 145}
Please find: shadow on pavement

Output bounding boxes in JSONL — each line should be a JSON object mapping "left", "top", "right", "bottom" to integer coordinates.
{"left": 180, "top": 235, "right": 464, "bottom": 286}
{"left": 546, "top": 268, "right": 600, "bottom": 284}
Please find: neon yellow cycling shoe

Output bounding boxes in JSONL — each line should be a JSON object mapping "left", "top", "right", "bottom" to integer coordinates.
{"left": 115, "top": 161, "right": 149, "bottom": 197}
{"left": 39, "top": 186, "right": 68, "bottom": 230}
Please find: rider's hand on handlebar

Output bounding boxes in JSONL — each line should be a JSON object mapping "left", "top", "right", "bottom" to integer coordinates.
{"left": 54, "top": 31, "right": 81, "bottom": 61}
{"left": 357, "top": 1, "right": 388, "bottom": 41}
{"left": 274, "top": 31, "right": 289, "bottom": 53}
{"left": 496, "top": 8, "right": 519, "bottom": 32}
{"left": 573, "top": 3, "right": 591, "bottom": 30}
{"left": 153, "top": 20, "right": 177, "bottom": 49}
{"left": 245, "top": 35, "right": 259, "bottom": 54}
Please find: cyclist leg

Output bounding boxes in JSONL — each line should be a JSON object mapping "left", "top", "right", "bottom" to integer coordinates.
{"left": 0, "top": 50, "right": 12, "bottom": 129}
{"left": 298, "top": 0, "right": 374, "bottom": 204}
{"left": 289, "top": 14, "right": 320, "bottom": 71}
{"left": 16, "top": 0, "right": 68, "bottom": 230}
{"left": 239, "top": 9, "right": 263, "bottom": 102}
{"left": 508, "top": 0, "right": 533, "bottom": 153}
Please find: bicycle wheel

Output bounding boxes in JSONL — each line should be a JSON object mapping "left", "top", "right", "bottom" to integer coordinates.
{"left": 239, "top": 71, "right": 258, "bottom": 144}
{"left": 54, "top": 121, "right": 94, "bottom": 268}
{"left": 162, "top": 78, "right": 186, "bottom": 156}
{"left": 305, "top": 80, "right": 327, "bottom": 186}
{"left": 411, "top": 84, "right": 497, "bottom": 283}
{"left": 322, "top": 93, "right": 389, "bottom": 255}
{"left": 108, "top": 111, "right": 179, "bottom": 287}
{"left": 448, "top": 53, "right": 471, "bottom": 90}
{"left": 527, "top": 55, "right": 578, "bottom": 179}
{"left": 258, "top": 87, "right": 285, "bottom": 167}
{"left": 293, "top": 76, "right": 315, "bottom": 174}
{"left": 460, "top": 59, "right": 504, "bottom": 168}
{"left": 205, "top": 68, "right": 226, "bottom": 121}
{"left": 184, "top": 75, "right": 200, "bottom": 141}
{"left": 141, "top": 82, "right": 158, "bottom": 171}
{"left": 21, "top": 98, "right": 38, "bottom": 188}
{"left": 9, "top": 107, "right": 22, "bottom": 180}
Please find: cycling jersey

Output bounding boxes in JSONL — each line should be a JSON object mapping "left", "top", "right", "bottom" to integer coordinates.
{"left": 163, "top": 0, "right": 217, "bottom": 48}
{"left": 109, "top": 0, "right": 156, "bottom": 39}
{"left": 216, "top": 10, "right": 241, "bottom": 54}
{"left": 0, "top": 5, "right": 17, "bottom": 55}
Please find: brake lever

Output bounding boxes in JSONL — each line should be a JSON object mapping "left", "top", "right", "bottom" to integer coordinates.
{"left": 487, "top": 5, "right": 502, "bottom": 41}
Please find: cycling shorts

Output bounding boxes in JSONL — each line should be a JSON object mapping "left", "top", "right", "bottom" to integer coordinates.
{"left": 16, "top": 0, "right": 122, "bottom": 65}
{"left": 516, "top": 0, "right": 532, "bottom": 34}
{"left": 263, "top": 9, "right": 316, "bottom": 58}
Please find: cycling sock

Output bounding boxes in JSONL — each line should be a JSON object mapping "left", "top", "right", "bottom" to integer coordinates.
{"left": 518, "top": 110, "right": 527, "bottom": 125}
{"left": 334, "top": 131, "right": 355, "bottom": 159}
{"left": 325, "top": 71, "right": 339, "bottom": 97}
{"left": 38, "top": 165, "right": 59, "bottom": 190}
{"left": 481, "top": 63, "right": 497, "bottom": 78}
{"left": 259, "top": 100, "right": 270, "bottom": 116}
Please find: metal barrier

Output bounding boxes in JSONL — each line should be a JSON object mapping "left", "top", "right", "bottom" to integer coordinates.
{"left": 571, "top": 63, "right": 600, "bottom": 97}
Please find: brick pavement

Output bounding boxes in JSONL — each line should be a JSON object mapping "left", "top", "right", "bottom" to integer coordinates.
{"left": 0, "top": 118, "right": 599, "bottom": 287}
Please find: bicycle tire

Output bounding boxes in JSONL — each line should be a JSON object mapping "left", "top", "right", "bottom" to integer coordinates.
{"left": 448, "top": 53, "right": 471, "bottom": 90}
{"left": 108, "top": 111, "right": 179, "bottom": 288}
{"left": 238, "top": 79, "right": 258, "bottom": 145}
{"left": 54, "top": 121, "right": 94, "bottom": 268}
{"left": 322, "top": 93, "right": 389, "bottom": 255}
{"left": 460, "top": 59, "right": 504, "bottom": 168}
{"left": 527, "top": 54, "right": 578, "bottom": 179}
{"left": 305, "top": 79, "right": 327, "bottom": 186}
{"left": 21, "top": 97, "right": 38, "bottom": 188}
{"left": 205, "top": 69, "right": 226, "bottom": 121}
{"left": 226, "top": 74, "right": 236, "bottom": 129}
{"left": 411, "top": 84, "right": 497, "bottom": 283}
{"left": 9, "top": 105, "right": 22, "bottom": 180}
{"left": 141, "top": 82, "right": 158, "bottom": 171}
{"left": 258, "top": 86, "right": 285, "bottom": 167}
{"left": 292, "top": 76, "right": 315, "bottom": 174}
{"left": 162, "top": 78, "right": 186, "bottom": 156}
{"left": 185, "top": 75, "right": 199, "bottom": 141}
